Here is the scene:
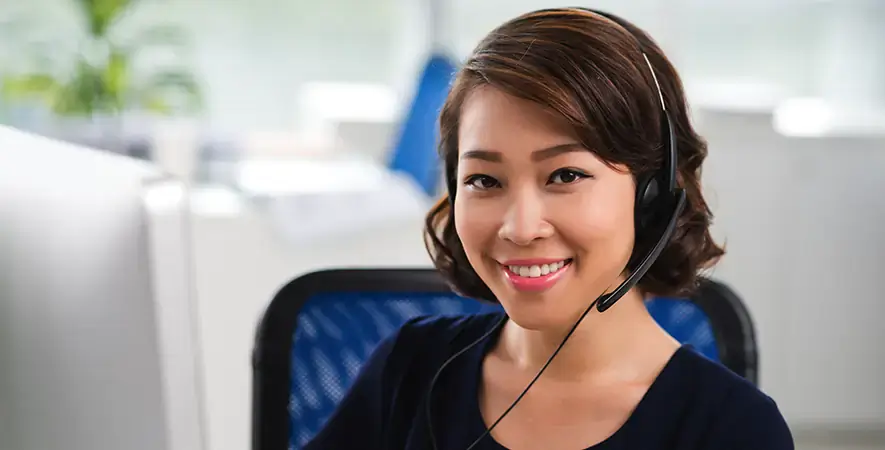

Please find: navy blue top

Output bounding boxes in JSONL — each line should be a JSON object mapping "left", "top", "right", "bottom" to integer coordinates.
{"left": 305, "top": 312, "right": 793, "bottom": 449}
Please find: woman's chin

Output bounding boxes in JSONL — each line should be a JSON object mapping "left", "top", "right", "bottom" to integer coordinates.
{"left": 499, "top": 302, "right": 576, "bottom": 332}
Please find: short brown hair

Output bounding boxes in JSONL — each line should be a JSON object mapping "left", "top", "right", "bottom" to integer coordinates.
{"left": 424, "top": 8, "right": 724, "bottom": 302}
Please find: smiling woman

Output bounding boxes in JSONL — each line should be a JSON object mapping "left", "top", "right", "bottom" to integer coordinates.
{"left": 426, "top": 22, "right": 723, "bottom": 306}
{"left": 304, "top": 7, "right": 792, "bottom": 450}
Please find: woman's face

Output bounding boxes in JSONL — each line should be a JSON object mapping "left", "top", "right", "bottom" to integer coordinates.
{"left": 454, "top": 86, "right": 637, "bottom": 330}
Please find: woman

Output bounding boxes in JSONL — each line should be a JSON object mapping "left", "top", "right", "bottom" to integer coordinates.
{"left": 306, "top": 7, "right": 792, "bottom": 450}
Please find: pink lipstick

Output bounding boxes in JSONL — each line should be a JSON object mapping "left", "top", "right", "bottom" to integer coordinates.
{"left": 501, "top": 258, "right": 572, "bottom": 292}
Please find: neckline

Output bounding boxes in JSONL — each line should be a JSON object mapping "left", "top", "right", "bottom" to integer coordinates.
{"left": 465, "top": 312, "right": 690, "bottom": 449}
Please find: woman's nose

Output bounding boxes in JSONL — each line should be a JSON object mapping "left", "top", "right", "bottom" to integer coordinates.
{"left": 497, "top": 191, "right": 554, "bottom": 246}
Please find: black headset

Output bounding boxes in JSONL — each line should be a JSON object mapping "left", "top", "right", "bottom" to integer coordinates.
{"left": 429, "top": 8, "right": 688, "bottom": 449}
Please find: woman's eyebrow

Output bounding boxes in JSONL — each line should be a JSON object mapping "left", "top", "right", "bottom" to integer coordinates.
{"left": 460, "top": 143, "right": 584, "bottom": 163}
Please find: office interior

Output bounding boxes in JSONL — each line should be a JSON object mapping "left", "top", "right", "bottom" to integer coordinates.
{"left": 0, "top": 0, "right": 883, "bottom": 449}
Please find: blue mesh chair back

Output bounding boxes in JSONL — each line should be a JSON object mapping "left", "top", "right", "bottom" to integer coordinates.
{"left": 252, "top": 269, "right": 757, "bottom": 450}
{"left": 388, "top": 54, "right": 458, "bottom": 196}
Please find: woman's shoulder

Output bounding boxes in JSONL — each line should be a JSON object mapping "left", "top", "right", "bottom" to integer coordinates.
{"left": 674, "top": 346, "right": 777, "bottom": 408}
{"left": 390, "top": 310, "right": 506, "bottom": 359}
{"left": 666, "top": 347, "right": 794, "bottom": 449}
{"left": 355, "top": 310, "right": 505, "bottom": 388}
{"left": 373, "top": 310, "right": 506, "bottom": 400}
{"left": 303, "top": 311, "right": 505, "bottom": 448}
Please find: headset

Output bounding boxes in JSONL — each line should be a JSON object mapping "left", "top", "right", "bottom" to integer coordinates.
{"left": 428, "top": 8, "right": 688, "bottom": 450}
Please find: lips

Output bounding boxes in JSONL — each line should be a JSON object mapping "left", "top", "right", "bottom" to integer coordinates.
{"left": 500, "top": 258, "right": 573, "bottom": 292}
{"left": 505, "top": 259, "right": 568, "bottom": 278}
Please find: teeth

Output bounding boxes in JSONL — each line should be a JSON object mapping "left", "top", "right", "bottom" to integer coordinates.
{"left": 508, "top": 260, "right": 568, "bottom": 278}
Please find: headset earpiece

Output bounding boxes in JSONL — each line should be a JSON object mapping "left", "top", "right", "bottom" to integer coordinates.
{"left": 634, "top": 173, "right": 661, "bottom": 234}
{"left": 636, "top": 174, "right": 660, "bottom": 209}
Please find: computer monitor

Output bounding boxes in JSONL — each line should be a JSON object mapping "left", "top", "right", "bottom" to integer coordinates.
{"left": 0, "top": 126, "right": 204, "bottom": 450}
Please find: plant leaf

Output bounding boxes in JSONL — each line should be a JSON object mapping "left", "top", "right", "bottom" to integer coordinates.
{"left": 52, "top": 60, "right": 112, "bottom": 116}
{"left": 139, "top": 94, "right": 172, "bottom": 115}
{"left": 76, "top": 0, "right": 134, "bottom": 37}
{"left": 1, "top": 73, "right": 61, "bottom": 107}
{"left": 137, "top": 69, "right": 203, "bottom": 114}
{"left": 102, "top": 49, "right": 129, "bottom": 109}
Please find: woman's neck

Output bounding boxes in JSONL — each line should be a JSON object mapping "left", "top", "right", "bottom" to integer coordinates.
{"left": 497, "top": 289, "right": 679, "bottom": 383}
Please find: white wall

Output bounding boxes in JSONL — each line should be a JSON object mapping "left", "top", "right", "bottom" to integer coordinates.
{"left": 3, "top": 0, "right": 884, "bottom": 135}
{"left": 0, "top": 0, "right": 403, "bottom": 133}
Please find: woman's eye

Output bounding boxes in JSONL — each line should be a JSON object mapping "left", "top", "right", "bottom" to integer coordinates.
{"left": 548, "top": 168, "right": 588, "bottom": 185}
{"left": 464, "top": 174, "right": 500, "bottom": 190}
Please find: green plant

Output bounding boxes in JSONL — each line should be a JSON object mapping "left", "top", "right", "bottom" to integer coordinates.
{"left": 1, "top": 0, "right": 203, "bottom": 117}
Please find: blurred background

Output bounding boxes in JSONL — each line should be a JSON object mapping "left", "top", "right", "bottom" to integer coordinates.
{"left": 1, "top": 0, "right": 883, "bottom": 449}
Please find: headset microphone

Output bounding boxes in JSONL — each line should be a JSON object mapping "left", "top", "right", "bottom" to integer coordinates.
{"left": 428, "top": 9, "right": 686, "bottom": 450}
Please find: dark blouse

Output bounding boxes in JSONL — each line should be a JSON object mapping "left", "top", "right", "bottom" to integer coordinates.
{"left": 306, "top": 312, "right": 793, "bottom": 449}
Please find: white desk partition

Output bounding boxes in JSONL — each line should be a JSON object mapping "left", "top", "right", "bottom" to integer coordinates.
{"left": 699, "top": 109, "right": 885, "bottom": 434}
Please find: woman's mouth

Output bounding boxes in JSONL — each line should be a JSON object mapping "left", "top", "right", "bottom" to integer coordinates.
{"left": 501, "top": 258, "right": 573, "bottom": 292}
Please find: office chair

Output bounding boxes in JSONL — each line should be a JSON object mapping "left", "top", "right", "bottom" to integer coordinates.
{"left": 252, "top": 269, "right": 757, "bottom": 450}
